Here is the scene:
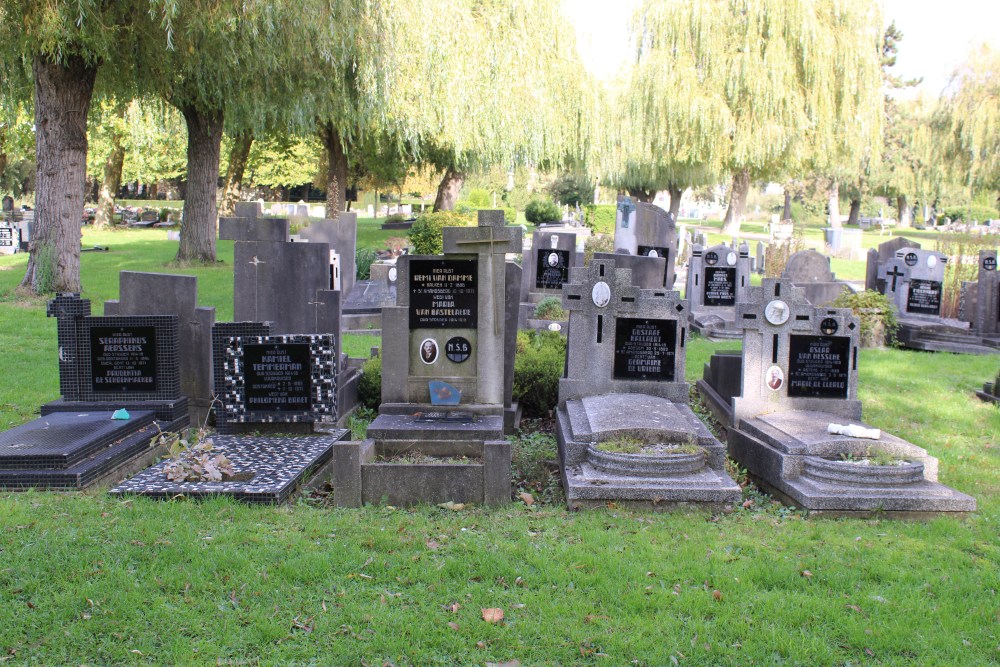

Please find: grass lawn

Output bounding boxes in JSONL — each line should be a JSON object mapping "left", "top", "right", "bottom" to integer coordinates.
{"left": 0, "top": 229, "right": 998, "bottom": 664}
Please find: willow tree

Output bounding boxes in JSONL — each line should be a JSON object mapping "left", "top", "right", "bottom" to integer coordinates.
{"left": 0, "top": 1, "right": 137, "bottom": 292}
{"left": 137, "top": 0, "right": 318, "bottom": 262}
{"left": 391, "top": 0, "right": 591, "bottom": 211}
{"left": 620, "top": 0, "right": 883, "bottom": 235}
{"left": 87, "top": 99, "right": 129, "bottom": 228}
{"left": 936, "top": 45, "right": 1000, "bottom": 200}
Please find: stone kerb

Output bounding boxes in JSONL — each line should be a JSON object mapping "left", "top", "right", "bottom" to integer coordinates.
{"left": 731, "top": 278, "right": 862, "bottom": 424}
{"left": 558, "top": 257, "right": 689, "bottom": 404}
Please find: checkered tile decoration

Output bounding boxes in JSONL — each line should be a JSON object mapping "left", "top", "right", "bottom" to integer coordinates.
{"left": 221, "top": 334, "right": 336, "bottom": 423}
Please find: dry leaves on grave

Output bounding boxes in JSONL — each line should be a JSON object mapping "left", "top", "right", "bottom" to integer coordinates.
{"left": 481, "top": 608, "right": 504, "bottom": 624}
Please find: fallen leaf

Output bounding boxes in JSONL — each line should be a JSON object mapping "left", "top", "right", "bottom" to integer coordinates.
{"left": 742, "top": 500, "right": 753, "bottom": 509}
{"left": 846, "top": 604, "right": 864, "bottom": 615}
{"left": 426, "top": 540, "right": 439, "bottom": 550}
{"left": 865, "top": 647, "right": 875, "bottom": 657}
{"left": 438, "top": 501, "right": 466, "bottom": 511}
{"left": 486, "top": 661, "right": 521, "bottom": 667}
{"left": 482, "top": 608, "right": 504, "bottom": 624}
{"left": 447, "top": 622, "right": 459, "bottom": 631}
{"left": 518, "top": 492, "right": 534, "bottom": 506}
{"left": 712, "top": 590, "right": 723, "bottom": 601}
{"left": 476, "top": 641, "right": 487, "bottom": 649}
{"left": 801, "top": 570, "right": 813, "bottom": 578}
{"left": 514, "top": 576, "right": 524, "bottom": 587}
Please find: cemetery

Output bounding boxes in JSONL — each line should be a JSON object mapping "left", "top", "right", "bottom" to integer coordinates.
{"left": 1, "top": 0, "right": 999, "bottom": 661}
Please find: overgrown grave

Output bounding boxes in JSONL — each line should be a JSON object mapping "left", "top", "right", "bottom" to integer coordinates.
{"left": 517, "top": 229, "right": 581, "bottom": 332}
{"left": 685, "top": 241, "right": 751, "bottom": 339}
{"left": 554, "top": 257, "right": 741, "bottom": 510}
{"left": 0, "top": 293, "right": 188, "bottom": 490}
{"left": 867, "top": 238, "right": 998, "bottom": 354}
{"left": 333, "top": 210, "right": 521, "bottom": 506}
{"left": 697, "top": 278, "right": 976, "bottom": 516}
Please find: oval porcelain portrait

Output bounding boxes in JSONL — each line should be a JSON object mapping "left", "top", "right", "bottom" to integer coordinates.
{"left": 592, "top": 281, "right": 611, "bottom": 308}
{"left": 419, "top": 338, "right": 438, "bottom": 364}
{"left": 765, "top": 365, "right": 784, "bottom": 391}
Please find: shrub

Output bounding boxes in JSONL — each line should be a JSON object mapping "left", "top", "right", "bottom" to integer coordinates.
{"left": 407, "top": 211, "right": 474, "bottom": 255}
{"left": 356, "top": 247, "right": 378, "bottom": 280}
{"left": 583, "top": 234, "right": 614, "bottom": 264}
{"left": 385, "top": 212, "right": 406, "bottom": 223}
{"left": 830, "top": 289, "right": 898, "bottom": 348}
{"left": 941, "top": 204, "right": 999, "bottom": 223}
{"left": 524, "top": 199, "right": 561, "bottom": 225}
{"left": 358, "top": 355, "right": 382, "bottom": 410}
{"left": 533, "top": 296, "right": 567, "bottom": 321}
{"left": 584, "top": 204, "right": 616, "bottom": 234}
{"left": 462, "top": 188, "right": 492, "bottom": 209}
{"left": 503, "top": 207, "right": 517, "bottom": 224}
{"left": 546, "top": 172, "right": 592, "bottom": 207}
{"left": 513, "top": 330, "right": 566, "bottom": 417}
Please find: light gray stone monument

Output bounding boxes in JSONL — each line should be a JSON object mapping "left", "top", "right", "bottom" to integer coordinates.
{"left": 219, "top": 202, "right": 290, "bottom": 243}
{"left": 685, "top": 241, "right": 751, "bottom": 339}
{"left": 697, "top": 278, "right": 976, "bottom": 516}
{"left": 0, "top": 223, "right": 18, "bottom": 255}
{"left": 781, "top": 249, "right": 849, "bottom": 306}
{"left": 333, "top": 211, "right": 521, "bottom": 506}
{"left": 555, "top": 257, "right": 740, "bottom": 510}
{"left": 609, "top": 196, "right": 679, "bottom": 290}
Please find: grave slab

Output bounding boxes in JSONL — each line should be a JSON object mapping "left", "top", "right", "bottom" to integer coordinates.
{"left": 111, "top": 432, "right": 347, "bottom": 504}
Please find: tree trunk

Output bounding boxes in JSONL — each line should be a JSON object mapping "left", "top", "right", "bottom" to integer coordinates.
{"left": 94, "top": 132, "right": 124, "bottom": 229}
{"left": 721, "top": 168, "right": 750, "bottom": 237}
{"left": 319, "top": 123, "right": 347, "bottom": 217}
{"left": 220, "top": 130, "right": 253, "bottom": 216}
{"left": 21, "top": 55, "right": 98, "bottom": 294}
{"left": 847, "top": 197, "right": 861, "bottom": 226}
{"left": 433, "top": 168, "right": 465, "bottom": 211}
{"left": 666, "top": 183, "right": 683, "bottom": 219}
{"left": 782, "top": 190, "right": 792, "bottom": 221}
{"left": 827, "top": 179, "right": 841, "bottom": 229}
{"left": 176, "top": 104, "right": 223, "bottom": 263}
{"left": 896, "top": 195, "right": 911, "bottom": 228}
{"left": 626, "top": 187, "right": 654, "bottom": 203}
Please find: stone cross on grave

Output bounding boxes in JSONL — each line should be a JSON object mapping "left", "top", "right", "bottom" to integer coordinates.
{"left": 885, "top": 265, "right": 904, "bottom": 292}
{"left": 732, "top": 278, "right": 861, "bottom": 424}
{"left": 559, "top": 257, "right": 691, "bottom": 403}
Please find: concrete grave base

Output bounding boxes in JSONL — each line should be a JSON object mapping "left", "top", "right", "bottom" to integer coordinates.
{"left": 976, "top": 380, "right": 1000, "bottom": 405}
{"left": 111, "top": 432, "right": 347, "bottom": 504}
{"left": 0, "top": 411, "right": 187, "bottom": 490}
{"left": 726, "top": 410, "right": 976, "bottom": 516}
{"left": 332, "top": 413, "right": 511, "bottom": 507}
{"left": 556, "top": 393, "right": 741, "bottom": 510}
{"left": 896, "top": 317, "right": 1000, "bottom": 355}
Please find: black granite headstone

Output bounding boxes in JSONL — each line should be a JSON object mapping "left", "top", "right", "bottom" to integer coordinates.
{"left": 409, "top": 258, "right": 478, "bottom": 329}
{"left": 612, "top": 318, "right": 677, "bottom": 381}
{"left": 786, "top": 335, "right": 850, "bottom": 399}
{"left": 534, "top": 249, "right": 570, "bottom": 289}
{"left": 906, "top": 279, "right": 942, "bottom": 316}
{"left": 704, "top": 267, "right": 736, "bottom": 306}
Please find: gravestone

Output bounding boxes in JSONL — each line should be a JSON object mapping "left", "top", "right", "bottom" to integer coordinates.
{"left": 296, "top": 211, "right": 358, "bottom": 298}
{"left": 342, "top": 262, "right": 399, "bottom": 332}
{"left": 0, "top": 294, "right": 189, "bottom": 490}
{"left": 781, "top": 249, "right": 848, "bottom": 306}
{"left": 685, "top": 242, "right": 751, "bottom": 339}
{"left": 696, "top": 278, "right": 975, "bottom": 515}
{"left": 971, "top": 250, "right": 1000, "bottom": 344}
{"left": 555, "top": 257, "right": 740, "bottom": 510}
{"left": 0, "top": 223, "right": 18, "bottom": 255}
{"left": 104, "top": 272, "right": 215, "bottom": 426}
{"left": 218, "top": 202, "right": 290, "bottom": 243}
{"left": 865, "top": 237, "right": 921, "bottom": 293}
{"left": 610, "top": 196, "right": 678, "bottom": 289}
{"left": 872, "top": 243, "right": 996, "bottom": 354}
{"left": 333, "top": 211, "right": 520, "bottom": 506}
{"left": 517, "top": 229, "right": 580, "bottom": 330}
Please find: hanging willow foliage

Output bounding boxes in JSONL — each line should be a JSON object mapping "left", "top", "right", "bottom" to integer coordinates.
{"left": 604, "top": 0, "right": 884, "bottom": 192}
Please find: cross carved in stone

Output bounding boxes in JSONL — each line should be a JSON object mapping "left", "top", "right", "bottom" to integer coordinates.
{"left": 562, "top": 258, "right": 642, "bottom": 343}
{"left": 885, "top": 265, "right": 905, "bottom": 292}
{"left": 444, "top": 210, "right": 522, "bottom": 256}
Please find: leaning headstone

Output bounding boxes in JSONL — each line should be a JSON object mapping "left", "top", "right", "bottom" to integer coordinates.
{"left": 555, "top": 257, "right": 740, "bottom": 509}
{"left": 696, "top": 278, "right": 975, "bottom": 516}
{"left": 104, "top": 272, "right": 215, "bottom": 426}
{"left": 0, "top": 294, "right": 188, "bottom": 490}
{"left": 333, "top": 211, "right": 520, "bottom": 506}
{"left": 781, "top": 249, "right": 848, "bottom": 306}
{"left": 685, "top": 242, "right": 751, "bottom": 339}
{"left": 518, "top": 229, "right": 580, "bottom": 330}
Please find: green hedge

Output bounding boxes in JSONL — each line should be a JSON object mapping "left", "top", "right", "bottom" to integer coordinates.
{"left": 407, "top": 211, "right": 474, "bottom": 255}
{"left": 513, "top": 330, "right": 566, "bottom": 417}
{"left": 584, "top": 204, "right": 616, "bottom": 234}
{"left": 358, "top": 356, "right": 382, "bottom": 410}
{"left": 941, "top": 205, "right": 999, "bottom": 223}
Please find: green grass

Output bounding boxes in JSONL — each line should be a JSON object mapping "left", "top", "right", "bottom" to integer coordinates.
{"left": 1, "top": 229, "right": 999, "bottom": 663}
